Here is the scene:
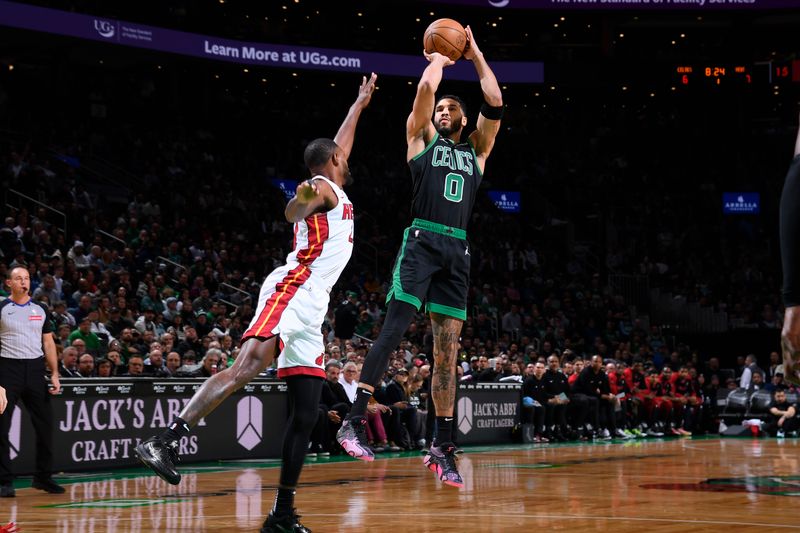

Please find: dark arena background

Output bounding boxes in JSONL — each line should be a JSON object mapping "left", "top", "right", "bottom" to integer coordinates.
{"left": 2, "top": 0, "right": 800, "bottom": 531}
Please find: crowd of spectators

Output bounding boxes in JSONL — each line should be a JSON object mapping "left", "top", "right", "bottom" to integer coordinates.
{"left": 1, "top": 14, "right": 796, "bottom": 451}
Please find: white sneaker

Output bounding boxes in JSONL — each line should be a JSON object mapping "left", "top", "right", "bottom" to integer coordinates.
{"left": 777, "top": 431, "right": 786, "bottom": 439}
{"left": 600, "top": 428, "right": 611, "bottom": 439}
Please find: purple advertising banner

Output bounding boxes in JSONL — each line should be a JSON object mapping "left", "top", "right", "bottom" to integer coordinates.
{"left": 0, "top": 0, "right": 544, "bottom": 83}
{"left": 428, "top": 0, "right": 798, "bottom": 9}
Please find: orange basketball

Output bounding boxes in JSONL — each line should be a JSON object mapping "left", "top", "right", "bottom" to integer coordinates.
{"left": 423, "top": 18, "right": 467, "bottom": 61}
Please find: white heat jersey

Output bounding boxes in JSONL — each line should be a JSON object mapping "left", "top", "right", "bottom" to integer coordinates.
{"left": 241, "top": 175, "right": 353, "bottom": 378}
{"left": 285, "top": 175, "right": 354, "bottom": 286}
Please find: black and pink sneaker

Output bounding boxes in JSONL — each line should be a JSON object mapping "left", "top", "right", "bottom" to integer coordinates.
{"left": 423, "top": 443, "right": 463, "bottom": 488}
{"left": 336, "top": 416, "right": 374, "bottom": 462}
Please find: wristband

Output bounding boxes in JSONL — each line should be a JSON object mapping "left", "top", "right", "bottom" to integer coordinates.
{"left": 480, "top": 102, "right": 504, "bottom": 120}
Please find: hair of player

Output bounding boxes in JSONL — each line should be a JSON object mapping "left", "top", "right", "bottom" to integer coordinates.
{"left": 436, "top": 94, "right": 468, "bottom": 118}
{"left": 304, "top": 138, "right": 339, "bottom": 172}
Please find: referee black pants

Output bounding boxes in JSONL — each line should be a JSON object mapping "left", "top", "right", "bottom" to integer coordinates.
{"left": 0, "top": 357, "right": 54, "bottom": 483}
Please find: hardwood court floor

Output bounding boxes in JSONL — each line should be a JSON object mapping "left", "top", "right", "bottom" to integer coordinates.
{"left": 5, "top": 437, "right": 800, "bottom": 532}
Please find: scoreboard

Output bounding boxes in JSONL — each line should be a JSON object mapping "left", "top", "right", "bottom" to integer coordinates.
{"left": 674, "top": 60, "right": 800, "bottom": 87}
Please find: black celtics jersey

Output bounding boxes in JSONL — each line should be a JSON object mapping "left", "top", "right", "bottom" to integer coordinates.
{"left": 408, "top": 133, "right": 482, "bottom": 230}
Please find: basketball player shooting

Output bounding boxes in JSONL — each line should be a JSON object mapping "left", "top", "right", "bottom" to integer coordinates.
{"left": 780, "top": 112, "right": 800, "bottom": 386}
{"left": 134, "top": 73, "right": 377, "bottom": 533}
{"left": 336, "top": 24, "right": 503, "bottom": 488}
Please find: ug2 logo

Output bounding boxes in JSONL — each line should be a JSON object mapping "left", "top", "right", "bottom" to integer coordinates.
{"left": 94, "top": 19, "right": 115, "bottom": 39}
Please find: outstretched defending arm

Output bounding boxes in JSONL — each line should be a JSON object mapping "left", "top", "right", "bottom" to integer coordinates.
{"left": 464, "top": 25, "right": 503, "bottom": 172}
{"left": 780, "top": 112, "right": 800, "bottom": 385}
{"left": 286, "top": 75, "right": 376, "bottom": 223}
{"left": 334, "top": 72, "right": 377, "bottom": 160}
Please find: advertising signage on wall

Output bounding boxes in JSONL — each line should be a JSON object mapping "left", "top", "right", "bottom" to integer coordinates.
{"left": 723, "top": 192, "right": 760, "bottom": 215}
{"left": 271, "top": 179, "right": 299, "bottom": 201}
{"left": 10, "top": 379, "right": 288, "bottom": 473}
{"left": 488, "top": 190, "right": 521, "bottom": 213}
{"left": 457, "top": 382, "right": 521, "bottom": 445}
{"left": 0, "top": 0, "right": 544, "bottom": 83}
{"left": 8, "top": 379, "right": 520, "bottom": 473}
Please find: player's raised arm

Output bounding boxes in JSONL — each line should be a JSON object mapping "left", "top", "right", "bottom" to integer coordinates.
{"left": 464, "top": 25, "right": 503, "bottom": 171}
{"left": 334, "top": 73, "right": 377, "bottom": 160}
{"left": 407, "top": 52, "right": 454, "bottom": 159}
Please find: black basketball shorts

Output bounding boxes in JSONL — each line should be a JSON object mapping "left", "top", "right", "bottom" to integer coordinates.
{"left": 386, "top": 218, "right": 470, "bottom": 320}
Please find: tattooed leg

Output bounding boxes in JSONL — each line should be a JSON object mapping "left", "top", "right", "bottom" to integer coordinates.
{"left": 782, "top": 306, "right": 800, "bottom": 387}
{"left": 179, "top": 337, "right": 278, "bottom": 426}
{"left": 430, "top": 313, "right": 463, "bottom": 417}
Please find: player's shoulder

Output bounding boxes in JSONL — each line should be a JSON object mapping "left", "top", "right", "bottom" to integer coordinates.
{"left": 311, "top": 175, "right": 338, "bottom": 194}
{"left": 0, "top": 297, "right": 11, "bottom": 313}
{"left": 309, "top": 175, "right": 342, "bottom": 206}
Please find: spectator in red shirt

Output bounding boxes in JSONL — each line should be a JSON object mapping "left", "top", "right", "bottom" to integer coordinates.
{"left": 563, "top": 360, "right": 575, "bottom": 380}
{"left": 567, "top": 358, "right": 584, "bottom": 387}
{"left": 625, "top": 360, "right": 652, "bottom": 433}
{"left": 644, "top": 369, "right": 666, "bottom": 437}
{"left": 672, "top": 367, "right": 697, "bottom": 435}
{"left": 654, "top": 367, "right": 690, "bottom": 436}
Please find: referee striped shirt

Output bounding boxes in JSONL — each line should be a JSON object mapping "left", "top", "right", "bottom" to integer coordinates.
{"left": 0, "top": 298, "right": 53, "bottom": 359}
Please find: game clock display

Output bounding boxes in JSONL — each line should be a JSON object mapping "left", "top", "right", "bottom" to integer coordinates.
{"left": 674, "top": 60, "right": 799, "bottom": 88}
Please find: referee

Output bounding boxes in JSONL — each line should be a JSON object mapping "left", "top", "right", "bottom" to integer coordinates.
{"left": 0, "top": 266, "right": 64, "bottom": 497}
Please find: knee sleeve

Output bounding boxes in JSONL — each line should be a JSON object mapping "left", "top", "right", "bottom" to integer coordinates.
{"left": 286, "top": 376, "right": 323, "bottom": 430}
{"left": 291, "top": 407, "right": 319, "bottom": 431}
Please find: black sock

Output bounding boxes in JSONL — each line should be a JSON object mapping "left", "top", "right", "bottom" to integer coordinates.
{"left": 161, "top": 417, "right": 190, "bottom": 446}
{"left": 273, "top": 487, "right": 296, "bottom": 517}
{"left": 435, "top": 416, "right": 454, "bottom": 445}
{"left": 348, "top": 388, "right": 372, "bottom": 419}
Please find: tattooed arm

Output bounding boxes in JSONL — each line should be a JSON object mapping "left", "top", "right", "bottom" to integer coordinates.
{"left": 430, "top": 314, "right": 463, "bottom": 417}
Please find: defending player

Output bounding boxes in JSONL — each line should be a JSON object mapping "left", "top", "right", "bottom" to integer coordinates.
{"left": 337, "top": 25, "right": 502, "bottom": 488}
{"left": 134, "top": 73, "right": 377, "bottom": 533}
{"left": 781, "top": 112, "right": 800, "bottom": 386}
